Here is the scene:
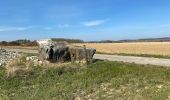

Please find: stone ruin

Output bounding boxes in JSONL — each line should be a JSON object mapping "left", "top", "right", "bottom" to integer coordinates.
{"left": 37, "top": 39, "right": 96, "bottom": 64}
{"left": 0, "top": 48, "right": 19, "bottom": 66}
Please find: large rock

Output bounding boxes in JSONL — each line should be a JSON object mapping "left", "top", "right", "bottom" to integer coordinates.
{"left": 37, "top": 39, "right": 96, "bottom": 63}
{"left": 38, "top": 42, "right": 70, "bottom": 62}
{"left": 69, "top": 46, "right": 96, "bottom": 63}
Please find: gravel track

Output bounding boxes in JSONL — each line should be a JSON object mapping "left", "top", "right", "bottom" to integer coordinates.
{"left": 94, "top": 54, "right": 170, "bottom": 67}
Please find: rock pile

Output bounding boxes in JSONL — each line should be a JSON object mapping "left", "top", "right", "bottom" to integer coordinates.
{"left": 26, "top": 56, "right": 38, "bottom": 61}
{"left": 26, "top": 56, "right": 44, "bottom": 66}
{"left": 0, "top": 48, "right": 19, "bottom": 66}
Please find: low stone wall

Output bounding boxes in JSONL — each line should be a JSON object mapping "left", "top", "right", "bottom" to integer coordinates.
{"left": 0, "top": 48, "right": 19, "bottom": 66}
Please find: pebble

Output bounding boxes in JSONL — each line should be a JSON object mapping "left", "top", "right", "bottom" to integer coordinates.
{"left": 26, "top": 56, "right": 38, "bottom": 61}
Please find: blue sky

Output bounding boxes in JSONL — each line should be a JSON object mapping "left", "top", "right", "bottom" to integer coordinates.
{"left": 0, "top": 0, "right": 170, "bottom": 41}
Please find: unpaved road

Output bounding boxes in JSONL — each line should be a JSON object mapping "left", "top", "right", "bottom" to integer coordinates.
{"left": 94, "top": 54, "right": 170, "bottom": 67}
{"left": 4, "top": 48, "right": 170, "bottom": 67}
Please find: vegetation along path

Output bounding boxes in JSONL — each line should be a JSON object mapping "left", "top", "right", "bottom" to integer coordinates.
{"left": 4, "top": 48, "right": 170, "bottom": 67}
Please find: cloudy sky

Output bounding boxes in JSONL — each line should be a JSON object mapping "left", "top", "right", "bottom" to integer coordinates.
{"left": 0, "top": 0, "right": 170, "bottom": 41}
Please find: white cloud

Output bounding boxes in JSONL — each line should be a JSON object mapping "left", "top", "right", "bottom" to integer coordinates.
{"left": 0, "top": 26, "right": 33, "bottom": 32}
{"left": 82, "top": 19, "right": 109, "bottom": 27}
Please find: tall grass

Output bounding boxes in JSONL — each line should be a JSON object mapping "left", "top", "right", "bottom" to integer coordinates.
{"left": 0, "top": 61, "right": 170, "bottom": 99}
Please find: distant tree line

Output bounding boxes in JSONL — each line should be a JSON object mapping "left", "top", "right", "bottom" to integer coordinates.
{"left": 118, "top": 37, "right": 170, "bottom": 42}
{"left": 51, "top": 38, "right": 84, "bottom": 43}
{"left": 87, "top": 37, "right": 170, "bottom": 43}
{"left": 87, "top": 40, "right": 119, "bottom": 43}
{"left": 0, "top": 39, "right": 38, "bottom": 46}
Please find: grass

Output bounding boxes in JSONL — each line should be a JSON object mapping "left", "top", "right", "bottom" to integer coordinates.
{"left": 0, "top": 60, "right": 170, "bottom": 99}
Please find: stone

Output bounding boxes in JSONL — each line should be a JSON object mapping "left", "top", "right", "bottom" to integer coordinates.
{"left": 0, "top": 48, "right": 19, "bottom": 65}
{"left": 38, "top": 42, "right": 70, "bottom": 62}
{"left": 37, "top": 39, "right": 96, "bottom": 64}
{"left": 26, "top": 57, "right": 30, "bottom": 61}
{"left": 38, "top": 61, "right": 43, "bottom": 65}
{"left": 69, "top": 46, "right": 96, "bottom": 63}
{"left": 26, "top": 56, "right": 38, "bottom": 61}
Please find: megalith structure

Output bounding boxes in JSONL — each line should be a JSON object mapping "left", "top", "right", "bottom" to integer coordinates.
{"left": 37, "top": 39, "right": 96, "bottom": 64}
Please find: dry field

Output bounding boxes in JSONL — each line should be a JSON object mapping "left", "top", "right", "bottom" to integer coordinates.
{"left": 74, "top": 42, "right": 170, "bottom": 56}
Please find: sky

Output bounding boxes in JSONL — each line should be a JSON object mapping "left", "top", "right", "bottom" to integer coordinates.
{"left": 0, "top": 0, "right": 170, "bottom": 41}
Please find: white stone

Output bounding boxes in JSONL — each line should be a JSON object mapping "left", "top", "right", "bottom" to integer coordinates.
{"left": 38, "top": 61, "right": 43, "bottom": 65}
{"left": 26, "top": 57, "right": 30, "bottom": 61}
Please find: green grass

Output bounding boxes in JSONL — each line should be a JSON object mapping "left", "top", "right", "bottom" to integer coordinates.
{"left": 97, "top": 52, "right": 170, "bottom": 59}
{"left": 0, "top": 61, "right": 170, "bottom": 99}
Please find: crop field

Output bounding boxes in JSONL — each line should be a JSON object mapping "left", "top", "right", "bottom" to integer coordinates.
{"left": 74, "top": 42, "right": 170, "bottom": 56}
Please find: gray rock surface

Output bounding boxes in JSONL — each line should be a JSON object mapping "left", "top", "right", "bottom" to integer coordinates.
{"left": 0, "top": 48, "right": 19, "bottom": 66}
{"left": 38, "top": 42, "right": 70, "bottom": 62}
{"left": 69, "top": 46, "right": 96, "bottom": 63}
{"left": 37, "top": 40, "right": 96, "bottom": 63}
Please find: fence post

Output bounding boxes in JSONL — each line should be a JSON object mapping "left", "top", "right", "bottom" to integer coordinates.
{"left": 83, "top": 45, "right": 89, "bottom": 65}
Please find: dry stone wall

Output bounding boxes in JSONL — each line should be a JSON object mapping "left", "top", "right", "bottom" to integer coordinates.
{"left": 0, "top": 48, "right": 19, "bottom": 66}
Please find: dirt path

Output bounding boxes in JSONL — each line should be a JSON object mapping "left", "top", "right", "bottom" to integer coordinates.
{"left": 4, "top": 48, "right": 170, "bottom": 67}
{"left": 94, "top": 54, "right": 170, "bottom": 67}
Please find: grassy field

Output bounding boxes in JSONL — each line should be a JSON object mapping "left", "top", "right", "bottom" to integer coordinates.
{"left": 74, "top": 42, "right": 170, "bottom": 56}
{"left": 0, "top": 60, "right": 170, "bottom": 100}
